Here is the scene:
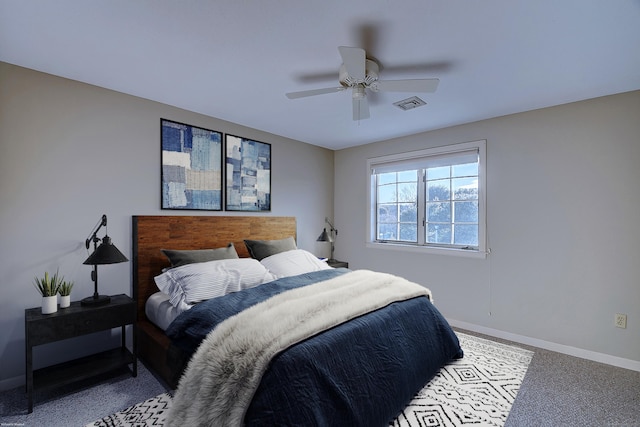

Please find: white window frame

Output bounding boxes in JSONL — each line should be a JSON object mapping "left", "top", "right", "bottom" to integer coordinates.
{"left": 366, "top": 140, "right": 487, "bottom": 259}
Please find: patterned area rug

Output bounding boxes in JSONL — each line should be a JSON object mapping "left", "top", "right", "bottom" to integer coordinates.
{"left": 391, "top": 333, "right": 534, "bottom": 427}
{"left": 85, "top": 393, "right": 172, "bottom": 427}
{"left": 87, "top": 333, "right": 532, "bottom": 427}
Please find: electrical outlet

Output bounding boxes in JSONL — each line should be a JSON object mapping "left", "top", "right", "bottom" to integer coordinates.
{"left": 615, "top": 313, "right": 627, "bottom": 329}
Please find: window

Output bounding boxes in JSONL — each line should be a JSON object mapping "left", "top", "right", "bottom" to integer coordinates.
{"left": 367, "top": 140, "right": 486, "bottom": 257}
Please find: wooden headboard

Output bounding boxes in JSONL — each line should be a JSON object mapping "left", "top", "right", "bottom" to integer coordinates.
{"left": 132, "top": 215, "right": 297, "bottom": 323}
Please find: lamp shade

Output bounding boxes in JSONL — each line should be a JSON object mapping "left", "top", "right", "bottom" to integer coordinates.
{"left": 83, "top": 236, "right": 128, "bottom": 265}
{"left": 316, "top": 228, "right": 333, "bottom": 243}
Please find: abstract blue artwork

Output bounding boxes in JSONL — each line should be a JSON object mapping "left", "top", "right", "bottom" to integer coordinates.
{"left": 161, "top": 119, "right": 222, "bottom": 210}
{"left": 225, "top": 135, "right": 271, "bottom": 211}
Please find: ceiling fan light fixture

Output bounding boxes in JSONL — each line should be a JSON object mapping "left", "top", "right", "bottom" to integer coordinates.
{"left": 352, "top": 85, "right": 366, "bottom": 99}
{"left": 393, "top": 96, "right": 427, "bottom": 111}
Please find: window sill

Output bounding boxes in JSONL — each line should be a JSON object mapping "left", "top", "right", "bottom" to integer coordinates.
{"left": 366, "top": 241, "right": 488, "bottom": 259}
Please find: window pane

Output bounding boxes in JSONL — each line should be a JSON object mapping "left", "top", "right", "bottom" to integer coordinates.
{"left": 376, "top": 172, "right": 418, "bottom": 243}
{"left": 452, "top": 177, "right": 478, "bottom": 200}
{"left": 454, "top": 201, "right": 478, "bottom": 222}
{"left": 397, "top": 170, "right": 417, "bottom": 182}
{"left": 398, "top": 182, "right": 416, "bottom": 202}
{"left": 378, "top": 184, "right": 396, "bottom": 203}
{"left": 378, "top": 204, "right": 397, "bottom": 223}
{"left": 399, "top": 223, "right": 417, "bottom": 242}
{"left": 378, "top": 172, "right": 396, "bottom": 185}
{"left": 378, "top": 223, "right": 397, "bottom": 240}
{"left": 399, "top": 203, "right": 417, "bottom": 222}
{"left": 424, "top": 153, "right": 479, "bottom": 248}
{"left": 454, "top": 224, "right": 478, "bottom": 246}
{"left": 452, "top": 162, "right": 478, "bottom": 177}
{"left": 428, "top": 166, "right": 450, "bottom": 180}
{"left": 427, "top": 180, "right": 450, "bottom": 201}
{"left": 427, "top": 202, "right": 451, "bottom": 222}
{"left": 427, "top": 224, "right": 452, "bottom": 244}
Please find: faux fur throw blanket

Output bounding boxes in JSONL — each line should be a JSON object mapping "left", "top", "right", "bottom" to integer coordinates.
{"left": 165, "top": 269, "right": 431, "bottom": 427}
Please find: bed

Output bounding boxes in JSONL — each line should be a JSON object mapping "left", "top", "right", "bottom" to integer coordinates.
{"left": 132, "top": 215, "right": 463, "bottom": 426}
{"left": 133, "top": 215, "right": 300, "bottom": 388}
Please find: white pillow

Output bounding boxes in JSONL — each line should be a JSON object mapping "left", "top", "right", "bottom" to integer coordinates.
{"left": 154, "top": 258, "right": 275, "bottom": 309}
{"left": 260, "top": 249, "right": 332, "bottom": 279}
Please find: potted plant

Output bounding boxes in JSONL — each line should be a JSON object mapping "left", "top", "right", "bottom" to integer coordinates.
{"left": 58, "top": 280, "right": 74, "bottom": 308}
{"left": 33, "top": 270, "right": 63, "bottom": 314}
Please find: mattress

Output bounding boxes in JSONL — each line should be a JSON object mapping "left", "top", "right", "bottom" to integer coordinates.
{"left": 145, "top": 291, "right": 185, "bottom": 331}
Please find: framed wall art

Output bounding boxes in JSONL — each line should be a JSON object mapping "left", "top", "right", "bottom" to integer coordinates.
{"left": 161, "top": 119, "right": 223, "bottom": 210}
{"left": 225, "top": 134, "right": 271, "bottom": 211}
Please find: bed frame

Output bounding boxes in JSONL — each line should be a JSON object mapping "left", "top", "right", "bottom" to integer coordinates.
{"left": 132, "top": 215, "right": 297, "bottom": 388}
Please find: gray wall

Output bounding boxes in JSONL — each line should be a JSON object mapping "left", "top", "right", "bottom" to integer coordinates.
{"left": 334, "top": 90, "right": 640, "bottom": 366}
{"left": 0, "top": 62, "right": 335, "bottom": 389}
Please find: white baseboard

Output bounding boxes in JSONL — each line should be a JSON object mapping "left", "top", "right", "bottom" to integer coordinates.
{"left": 0, "top": 375, "right": 24, "bottom": 392}
{"left": 448, "top": 319, "right": 640, "bottom": 373}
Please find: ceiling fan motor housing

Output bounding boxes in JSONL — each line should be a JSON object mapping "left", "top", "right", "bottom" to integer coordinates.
{"left": 339, "top": 59, "right": 379, "bottom": 88}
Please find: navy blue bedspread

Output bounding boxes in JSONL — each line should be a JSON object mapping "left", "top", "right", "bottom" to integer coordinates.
{"left": 166, "top": 269, "right": 463, "bottom": 426}
{"left": 166, "top": 268, "right": 349, "bottom": 354}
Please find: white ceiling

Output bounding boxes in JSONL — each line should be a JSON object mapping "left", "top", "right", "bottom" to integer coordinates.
{"left": 1, "top": 1, "right": 639, "bottom": 150}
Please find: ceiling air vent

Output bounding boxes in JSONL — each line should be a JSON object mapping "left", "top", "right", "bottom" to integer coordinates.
{"left": 393, "top": 96, "right": 426, "bottom": 111}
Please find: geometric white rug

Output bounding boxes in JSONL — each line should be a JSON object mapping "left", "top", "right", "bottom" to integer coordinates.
{"left": 87, "top": 332, "right": 533, "bottom": 427}
{"left": 85, "top": 393, "right": 172, "bottom": 427}
{"left": 391, "top": 333, "right": 534, "bottom": 427}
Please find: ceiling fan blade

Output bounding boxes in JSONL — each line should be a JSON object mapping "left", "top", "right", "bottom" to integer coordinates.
{"left": 285, "top": 87, "right": 345, "bottom": 99}
{"left": 352, "top": 86, "right": 370, "bottom": 120}
{"left": 338, "top": 46, "right": 366, "bottom": 81}
{"left": 374, "top": 78, "right": 440, "bottom": 93}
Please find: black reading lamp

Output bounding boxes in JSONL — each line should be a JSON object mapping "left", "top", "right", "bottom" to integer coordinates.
{"left": 82, "top": 214, "right": 128, "bottom": 306}
{"left": 316, "top": 217, "right": 338, "bottom": 263}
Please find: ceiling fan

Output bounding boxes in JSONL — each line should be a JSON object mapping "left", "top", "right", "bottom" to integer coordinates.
{"left": 285, "top": 46, "right": 439, "bottom": 121}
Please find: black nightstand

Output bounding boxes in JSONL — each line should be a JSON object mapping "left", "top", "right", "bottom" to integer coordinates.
{"left": 327, "top": 260, "right": 349, "bottom": 268}
{"left": 25, "top": 294, "right": 137, "bottom": 413}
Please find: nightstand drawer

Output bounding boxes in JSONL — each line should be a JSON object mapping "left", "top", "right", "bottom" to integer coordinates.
{"left": 26, "top": 294, "right": 135, "bottom": 346}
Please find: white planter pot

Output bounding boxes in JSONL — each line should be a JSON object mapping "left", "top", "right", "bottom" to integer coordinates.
{"left": 59, "top": 295, "right": 71, "bottom": 309}
{"left": 42, "top": 295, "right": 58, "bottom": 314}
